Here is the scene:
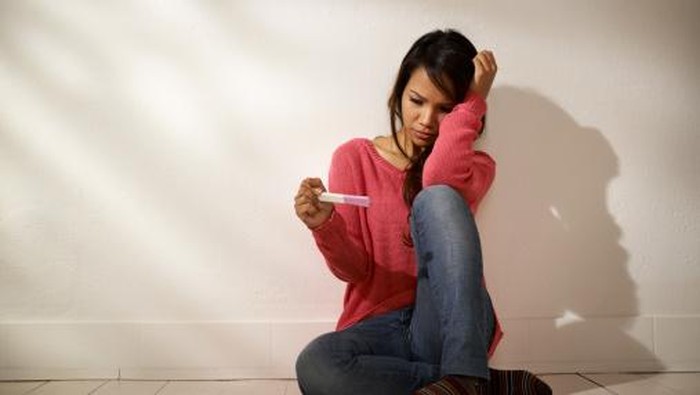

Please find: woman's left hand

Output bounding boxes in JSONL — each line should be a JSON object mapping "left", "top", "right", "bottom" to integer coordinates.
{"left": 469, "top": 50, "right": 498, "bottom": 100}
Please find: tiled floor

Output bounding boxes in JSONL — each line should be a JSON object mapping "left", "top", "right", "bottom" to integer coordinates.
{"left": 0, "top": 373, "right": 698, "bottom": 394}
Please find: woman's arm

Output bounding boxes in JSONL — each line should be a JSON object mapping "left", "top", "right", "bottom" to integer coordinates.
{"left": 310, "top": 144, "right": 371, "bottom": 283}
{"left": 422, "top": 51, "right": 498, "bottom": 211}
{"left": 422, "top": 94, "right": 495, "bottom": 208}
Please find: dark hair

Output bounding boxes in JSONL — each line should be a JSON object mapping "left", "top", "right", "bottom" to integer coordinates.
{"left": 388, "top": 29, "right": 482, "bottom": 211}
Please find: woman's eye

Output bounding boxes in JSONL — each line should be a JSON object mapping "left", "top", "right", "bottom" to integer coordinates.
{"left": 410, "top": 97, "right": 423, "bottom": 105}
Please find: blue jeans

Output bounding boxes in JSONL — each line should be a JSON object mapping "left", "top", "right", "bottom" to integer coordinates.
{"left": 296, "top": 185, "right": 495, "bottom": 395}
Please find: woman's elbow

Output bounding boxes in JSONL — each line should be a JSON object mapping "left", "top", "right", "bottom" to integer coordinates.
{"left": 329, "top": 261, "right": 370, "bottom": 284}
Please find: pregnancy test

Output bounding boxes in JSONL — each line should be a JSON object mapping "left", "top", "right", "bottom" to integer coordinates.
{"left": 319, "top": 192, "right": 371, "bottom": 207}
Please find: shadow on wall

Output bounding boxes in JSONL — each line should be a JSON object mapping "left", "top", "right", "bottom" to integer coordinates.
{"left": 481, "top": 86, "right": 664, "bottom": 382}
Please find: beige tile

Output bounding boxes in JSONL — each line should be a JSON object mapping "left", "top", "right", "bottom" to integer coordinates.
{"left": 118, "top": 368, "right": 236, "bottom": 381}
{"left": 488, "top": 319, "right": 532, "bottom": 365}
{"left": 0, "top": 381, "right": 47, "bottom": 395}
{"left": 227, "top": 380, "right": 287, "bottom": 394}
{"left": 158, "top": 380, "right": 286, "bottom": 395}
{"left": 28, "top": 380, "right": 108, "bottom": 395}
{"left": 285, "top": 380, "right": 302, "bottom": 395}
{"left": 91, "top": 380, "right": 167, "bottom": 394}
{"left": 584, "top": 373, "right": 679, "bottom": 395}
{"left": 135, "top": 323, "right": 270, "bottom": 369}
{"left": 156, "top": 381, "right": 231, "bottom": 395}
{"left": 642, "top": 373, "right": 700, "bottom": 394}
{"left": 270, "top": 322, "right": 334, "bottom": 378}
{"left": 538, "top": 374, "right": 609, "bottom": 394}
{"left": 518, "top": 316, "right": 668, "bottom": 373}
{"left": 530, "top": 317, "right": 655, "bottom": 363}
{"left": 0, "top": 369, "right": 117, "bottom": 381}
{"left": 656, "top": 317, "right": 700, "bottom": 365}
{"left": 0, "top": 323, "right": 131, "bottom": 376}
{"left": 487, "top": 317, "right": 666, "bottom": 372}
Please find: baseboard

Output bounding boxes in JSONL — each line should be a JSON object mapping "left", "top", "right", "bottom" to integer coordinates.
{"left": 1, "top": 316, "right": 698, "bottom": 380}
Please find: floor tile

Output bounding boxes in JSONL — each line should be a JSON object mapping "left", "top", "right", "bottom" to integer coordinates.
{"left": 91, "top": 380, "right": 167, "bottom": 394}
{"left": 2, "top": 375, "right": 697, "bottom": 394}
{"left": 538, "top": 374, "right": 609, "bottom": 394}
{"left": 158, "top": 380, "right": 287, "bottom": 395}
{"left": 584, "top": 373, "right": 679, "bottom": 394}
{"left": 156, "top": 381, "right": 229, "bottom": 395}
{"left": 227, "top": 380, "right": 287, "bottom": 394}
{"left": 0, "top": 381, "right": 47, "bottom": 395}
{"left": 639, "top": 373, "right": 700, "bottom": 394}
{"left": 26, "top": 380, "right": 108, "bottom": 395}
{"left": 284, "top": 380, "right": 302, "bottom": 395}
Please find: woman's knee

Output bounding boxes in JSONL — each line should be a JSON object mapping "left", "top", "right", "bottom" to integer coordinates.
{"left": 295, "top": 333, "right": 343, "bottom": 394}
{"left": 411, "top": 185, "right": 472, "bottom": 222}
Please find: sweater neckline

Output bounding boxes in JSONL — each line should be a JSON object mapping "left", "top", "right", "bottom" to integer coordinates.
{"left": 362, "top": 138, "right": 408, "bottom": 176}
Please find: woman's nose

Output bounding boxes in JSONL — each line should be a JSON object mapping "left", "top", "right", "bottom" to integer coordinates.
{"left": 419, "top": 108, "right": 437, "bottom": 128}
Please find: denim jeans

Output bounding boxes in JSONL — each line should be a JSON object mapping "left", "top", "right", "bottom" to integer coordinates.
{"left": 296, "top": 185, "right": 496, "bottom": 395}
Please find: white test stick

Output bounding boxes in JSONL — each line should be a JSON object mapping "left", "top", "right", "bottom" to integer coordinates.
{"left": 319, "top": 192, "right": 371, "bottom": 207}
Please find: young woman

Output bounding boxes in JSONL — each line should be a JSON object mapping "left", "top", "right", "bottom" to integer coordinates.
{"left": 294, "top": 29, "right": 551, "bottom": 395}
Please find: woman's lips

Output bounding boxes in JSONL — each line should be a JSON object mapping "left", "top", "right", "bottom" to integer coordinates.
{"left": 413, "top": 129, "right": 435, "bottom": 141}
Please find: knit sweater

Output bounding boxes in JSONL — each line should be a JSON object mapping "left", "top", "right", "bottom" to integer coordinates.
{"left": 311, "top": 93, "right": 503, "bottom": 356}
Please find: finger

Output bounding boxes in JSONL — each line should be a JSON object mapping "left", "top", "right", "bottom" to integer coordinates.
{"left": 294, "top": 204, "right": 308, "bottom": 218}
{"left": 295, "top": 187, "right": 308, "bottom": 200}
{"left": 294, "top": 196, "right": 311, "bottom": 209}
{"left": 296, "top": 179, "right": 314, "bottom": 199}
{"left": 483, "top": 51, "right": 497, "bottom": 71}
{"left": 476, "top": 51, "right": 495, "bottom": 72}
{"left": 301, "top": 178, "right": 313, "bottom": 190}
{"left": 306, "top": 178, "right": 327, "bottom": 191}
{"left": 478, "top": 50, "right": 492, "bottom": 63}
{"left": 473, "top": 55, "right": 487, "bottom": 73}
{"left": 294, "top": 194, "right": 309, "bottom": 205}
{"left": 296, "top": 189, "right": 318, "bottom": 206}
{"left": 296, "top": 182, "right": 307, "bottom": 197}
{"left": 294, "top": 201, "right": 307, "bottom": 217}
{"left": 478, "top": 50, "right": 496, "bottom": 66}
{"left": 295, "top": 185, "right": 313, "bottom": 201}
{"left": 296, "top": 201, "right": 319, "bottom": 217}
{"left": 301, "top": 179, "right": 324, "bottom": 197}
{"left": 305, "top": 202, "right": 320, "bottom": 216}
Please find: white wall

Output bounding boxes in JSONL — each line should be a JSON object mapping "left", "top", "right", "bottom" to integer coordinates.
{"left": 1, "top": 0, "right": 698, "bottom": 379}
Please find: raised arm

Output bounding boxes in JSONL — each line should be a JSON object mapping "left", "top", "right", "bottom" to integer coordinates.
{"left": 423, "top": 50, "right": 498, "bottom": 210}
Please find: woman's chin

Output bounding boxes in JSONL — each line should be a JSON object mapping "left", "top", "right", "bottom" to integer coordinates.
{"left": 411, "top": 137, "right": 434, "bottom": 149}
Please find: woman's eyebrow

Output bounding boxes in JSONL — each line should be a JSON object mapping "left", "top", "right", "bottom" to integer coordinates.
{"left": 409, "top": 89, "right": 426, "bottom": 99}
{"left": 409, "top": 89, "right": 454, "bottom": 107}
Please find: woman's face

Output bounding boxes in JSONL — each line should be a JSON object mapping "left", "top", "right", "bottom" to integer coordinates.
{"left": 400, "top": 66, "right": 455, "bottom": 149}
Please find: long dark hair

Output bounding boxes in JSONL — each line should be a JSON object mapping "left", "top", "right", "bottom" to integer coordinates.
{"left": 388, "top": 29, "right": 482, "bottom": 210}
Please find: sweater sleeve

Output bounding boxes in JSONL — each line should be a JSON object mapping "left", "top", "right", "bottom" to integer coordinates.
{"left": 311, "top": 142, "right": 371, "bottom": 283}
{"left": 423, "top": 93, "right": 496, "bottom": 211}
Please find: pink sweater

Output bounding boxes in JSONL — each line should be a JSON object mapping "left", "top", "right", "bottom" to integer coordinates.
{"left": 311, "top": 93, "right": 503, "bottom": 356}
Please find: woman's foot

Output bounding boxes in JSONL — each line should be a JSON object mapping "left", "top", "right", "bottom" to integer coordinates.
{"left": 414, "top": 375, "right": 486, "bottom": 395}
{"left": 489, "top": 368, "right": 552, "bottom": 394}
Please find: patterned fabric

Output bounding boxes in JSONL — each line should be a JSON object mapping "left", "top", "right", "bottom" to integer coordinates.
{"left": 414, "top": 375, "right": 484, "bottom": 395}
{"left": 414, "top": 369, "right": 552, "bottom": 395}
{"left": 488, "top": 369, "right": 552, "bottom": 395}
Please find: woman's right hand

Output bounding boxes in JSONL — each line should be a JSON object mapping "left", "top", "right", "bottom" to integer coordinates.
{"left": 294, "top": 177, "right": 334, "bottom": 229}
{"left": 469, "top": 50, "right": 498, "bottom": 100}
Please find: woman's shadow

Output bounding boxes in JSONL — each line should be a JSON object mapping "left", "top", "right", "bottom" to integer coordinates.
{"left": 478, "top": 86, "right": 664, "bottom": 390}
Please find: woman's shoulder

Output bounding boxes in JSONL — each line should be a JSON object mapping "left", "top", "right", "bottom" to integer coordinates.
{"left": 335, "top": 137, "right": 372, "bottom": 151}
{"left": 332, "top": 137, "right": 374, "bottom": 159}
